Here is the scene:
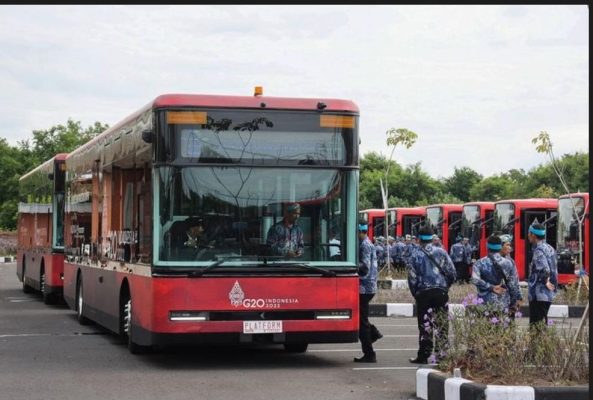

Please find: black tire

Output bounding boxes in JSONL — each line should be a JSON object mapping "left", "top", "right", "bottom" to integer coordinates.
{"left": 284, "top": 342, "right": 308, "bottom": 353}
{"left": 76, "top": 276, "right": 90, "bottom": 325}
{"left": 22, "top": 262, "right": 33, "bottom": 294}
{"left": 122, "top": 296, "right": 150, "bottom": 354}
{"left": 41, "top": 268, "right": 55, "bottom": 305}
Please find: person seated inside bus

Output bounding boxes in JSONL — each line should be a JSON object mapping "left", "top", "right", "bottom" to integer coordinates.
{"left": 266, "top": 202, "right": 304, "bottom": 258}
{"left": 167, "top": 216, "right": 215, "bottom": 260}
{"left": 329, "top": 230, "right": 342, "bottom": 261}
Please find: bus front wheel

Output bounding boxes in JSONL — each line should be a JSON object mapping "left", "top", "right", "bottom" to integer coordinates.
{"left": 284, "top": 342, "right": 308, "bottom": 353}
{"left": 123, "top": 297, "right": 150, "bottom": 354}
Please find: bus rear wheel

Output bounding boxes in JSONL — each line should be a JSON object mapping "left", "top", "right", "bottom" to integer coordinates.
{"left": 22, "top": 263, "right": 33, "bottom": 294}
{"left": 76, "top": 276, "right": 90, "bottom": 325}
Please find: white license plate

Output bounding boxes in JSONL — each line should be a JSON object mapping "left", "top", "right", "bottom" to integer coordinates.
{"left": 243, "top": 320, "right": 283, "bottom": 334}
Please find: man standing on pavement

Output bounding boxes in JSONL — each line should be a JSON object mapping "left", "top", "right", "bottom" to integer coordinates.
{"left": 407, "top": 224, "right": 457, "bottom": 364}
{"left": 354, "top": 221, "right": 382, "bottom": 363}
{"left": 527, "top": 222, "right": 558, "bottom": 327}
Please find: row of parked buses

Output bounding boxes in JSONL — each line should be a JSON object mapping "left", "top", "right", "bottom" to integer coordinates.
{"left": 16, "top": 90, "right": 362, "bottom": 353}
{"left": 360, "top": 192, "right": 589, "bottom": 285}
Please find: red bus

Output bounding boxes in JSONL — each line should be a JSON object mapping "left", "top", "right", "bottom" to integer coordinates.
{"left": 493, "top": 198, "right": 558, "bottom": 281}
{"left": 16, "top": 153, "right": 67, "bottom": 304}
{"left": 359, "top": 208, "right": 385, "bottom": 242}
{"left": 424, "top": 204, "right": 463, "bottom": 251}
{"left": 460, "top": 201, "right": 495, "bottom": 261}
{"left": 62, "top": 91, "right": 360, "bottom": 353}
{"left": 556, "top": 193, "right": 589, "bottom": 285}
{"left": 387, "top": 207, "right": 425, "bottom": 238}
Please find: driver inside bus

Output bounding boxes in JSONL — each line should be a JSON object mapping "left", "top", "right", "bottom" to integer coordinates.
{"left": 266, "top": 202, "right": 304, "bottom": 258}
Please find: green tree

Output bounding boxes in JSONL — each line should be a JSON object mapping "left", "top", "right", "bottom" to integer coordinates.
{"left": 23, "top": 119, "right": 108, "bottom": 165}
{"left": 443, "top": 166, "right": 483, "bottom": 202}
{"left": 0, "top": 120, "right": 107, "bottom": 230}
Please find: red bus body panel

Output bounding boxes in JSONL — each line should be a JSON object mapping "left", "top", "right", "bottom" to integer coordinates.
{"left": 64, "top": 262, "right": 359, "bottom": 345}
{"left": 426, "top": 204, "right": 463, "bottom": 251}
{"left": 494, "top": 198, "right": 558, "bottom": 281}
{"left": 359, "top": 209, "right": 385, "bottom": 242}
{"left": 387, "top": 207, "right": 426, "bottom": 238}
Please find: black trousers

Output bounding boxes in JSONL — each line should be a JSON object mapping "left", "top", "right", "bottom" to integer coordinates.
{"left": 529, "top": 300, "right": 551, "bottom": 326}
{"left": 415, "top": 288, "right": 449, "bottom": 360}
{"left": 454, "top": 262, "right": 469, "bottom": 282}
{"left": 359, "top": 293, "right": 376, "bottom": 357}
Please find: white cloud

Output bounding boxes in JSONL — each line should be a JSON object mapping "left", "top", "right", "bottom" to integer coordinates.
{"left": 0, "top": 4, "right": 587, "bottom": 178}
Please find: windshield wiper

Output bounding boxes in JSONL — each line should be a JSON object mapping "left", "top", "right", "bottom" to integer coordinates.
{"left": 267, "top": 262, "right": 336, "bottom": 277}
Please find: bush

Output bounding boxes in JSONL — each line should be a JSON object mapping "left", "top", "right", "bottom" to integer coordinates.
{"left": 434, "top": 293, "right": 589, "bottom": 386}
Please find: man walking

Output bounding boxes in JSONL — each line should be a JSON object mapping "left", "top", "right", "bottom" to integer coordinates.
{"left": 407, "top": 224, "right": 456, "bottom": 364}
{"left": 354, "top": 221, "right": 382, "bottom": 363}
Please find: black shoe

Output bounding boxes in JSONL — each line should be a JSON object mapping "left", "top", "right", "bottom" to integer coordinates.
{"left": 409, "top": 357, "right": 428, "bottom": 364}
{"left": 371, "top": 331, "right": 383, "bottom": 343}
{"left": 354, "top": 355, "right": 377, "bottom": 363}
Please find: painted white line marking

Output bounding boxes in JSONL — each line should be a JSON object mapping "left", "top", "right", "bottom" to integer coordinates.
{"left": 353, "top": 366, "right": 424, "bottom": 370}
{"left": 310, "top": 348, "right": 416, "bottom": 352}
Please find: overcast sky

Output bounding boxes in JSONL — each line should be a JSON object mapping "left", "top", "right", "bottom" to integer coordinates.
{"left": 0, "top": 5, "right": 588, "bottom": 178}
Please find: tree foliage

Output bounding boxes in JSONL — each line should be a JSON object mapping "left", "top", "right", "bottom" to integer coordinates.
{"left": 0, "top": 120, "right": 107, "bottom": 230}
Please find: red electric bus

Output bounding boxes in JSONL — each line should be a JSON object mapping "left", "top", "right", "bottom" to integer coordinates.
{"left": 359, "top": 208, "right": 385, "bottom": 242}
{"left": 62, "top": 90, "right": 360, "bottom": 353}
{"left": 460, "top": 201, "right": 495, "bottom": 260}
{"left": 387, "top": 207, "right": 425, "bottom": 238}
{"left": 16, "top": 153, "right": 67, "bottom": 304}
{"left": 424, "top": 204, "right": 463, "bottom": 251}
{"left": 556, "top": 192, "right": 589, "bottom": 285}
{"left": 492, "top": 198, "right": 558, "bottom": 281}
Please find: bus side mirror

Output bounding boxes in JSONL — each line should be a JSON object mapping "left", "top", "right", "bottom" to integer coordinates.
{"left": 141, "top": 129, "right": 153, "bottom": 144}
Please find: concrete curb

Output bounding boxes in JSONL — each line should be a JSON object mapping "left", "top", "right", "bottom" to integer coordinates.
{"left": 369, "top": 303, "right": 586, "bottom": 318}
{"left": 0, "top": 256, "right": 15, "bottom": 263}
{"left": 416, "top": 368, "right": 589, "bottom": 400}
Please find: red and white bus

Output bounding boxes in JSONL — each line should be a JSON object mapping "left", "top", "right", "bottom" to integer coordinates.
{"left": 556, "top": 192, "right": 589, "bottom": 285}
{"left": 359, "top": 208, "right": 385, "bottom": 242}
{"left": 460, "top": 201, "right": 495, "bottom": 261}
{"left": 16, "top": 153, "right": 67, "bottom": 304}
{"left": 62, "top": 91, "right": 361, "bottom": 353}
{"left": 492, "top": 198, "right": 558, "bottom": 281}
{"left": 387, "top": 207, "right": 425, "bottom": 238}
{"left": 424, "top": 204, "right": 463, "bottom": 251}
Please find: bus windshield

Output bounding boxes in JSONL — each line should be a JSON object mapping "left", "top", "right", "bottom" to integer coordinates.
{"left": 494, "top": 203, "right": 515, "bottom": 235}
{"left": 425, "top": 207, "right": 442, "bottom": 237}
{"left": 156, "top": 166, "right": 353, "bottom": 267}
{"left": 462, "top": 205, "right": 480, "bottom": 244}
{"left": 557, "top": 196, "right": 585, "bottom": 253}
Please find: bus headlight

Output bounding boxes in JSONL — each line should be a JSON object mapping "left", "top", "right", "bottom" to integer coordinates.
{"left": 169, "top": 311, "right": 209, "bottom": 321}
{"left": 315, "top": 310, "right": 351, "bottom": 320}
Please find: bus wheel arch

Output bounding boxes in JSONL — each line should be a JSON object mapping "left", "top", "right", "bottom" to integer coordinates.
{"left": 120, "top": 280, "right": 150, "bottom": 354}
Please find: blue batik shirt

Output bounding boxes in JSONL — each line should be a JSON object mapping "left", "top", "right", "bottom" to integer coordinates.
{"left": 359, "top": 236, "right": 378, "bottom": 294}
{"left": 471, "top": 252, "right": 522, "bottom": 309}
{"left": 449, "top": 242, "right": 464, "bottom": 263}
{"left": 463, "top": 243, "right": 474, "bottom": 264}
{"left": 375, "top": 243, "right": 385, "bottom": 264}
{"left": 266, "top": 221, "right": 304, "bottom": 257}
{"left": 528, "top": 241, "right": 558, "bottom": 302}
{"left": 407, "top": 244, "right": 457, "bottom": 298}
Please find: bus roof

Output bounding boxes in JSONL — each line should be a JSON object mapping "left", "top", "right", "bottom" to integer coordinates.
{"left": 152, "top": 93, "right": 359, "bottom": 113}
{"left": 425, "top": 204, "right": 463, "bottom": 210}
{"left": 19, "top": 153, "right": 68, "bottom": 182}
{"left": 494, "top": 198, "right": 558, "bottom": 207}
{"left": 66, "top": 93, "right": 359, "bottom": 165}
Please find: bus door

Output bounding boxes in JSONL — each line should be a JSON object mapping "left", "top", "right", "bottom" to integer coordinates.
{"left": 448, "top": 211, "right": 462, "bottom": 249}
